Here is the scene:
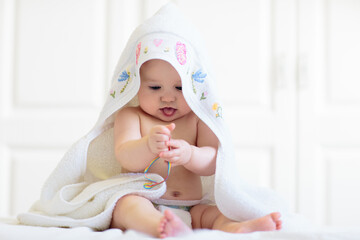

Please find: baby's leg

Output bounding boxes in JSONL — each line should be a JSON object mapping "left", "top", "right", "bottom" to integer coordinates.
{"left": 111, "top": 195, "right": 192, "bottom": 238}
{"left": 190, "top": 204, "right": 282, "bottom": 233}
{"left": 111, "top": 195, "right": 164, "bottom": 237}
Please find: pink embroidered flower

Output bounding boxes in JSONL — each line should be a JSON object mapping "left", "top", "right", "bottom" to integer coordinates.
{"left": 109, "top": 90, "right": 116, "bottom": 98}
{"left": 153, "top": 39, "right": 163, "bottom": 47}
{"left": 200, "top": 91, "right": 208, "bottom": 100}
{"left": 136, "top": 42, "right": 141, "bottom": 65}
{"left": 176, "top": 42, "right": 187, "bottom": 65}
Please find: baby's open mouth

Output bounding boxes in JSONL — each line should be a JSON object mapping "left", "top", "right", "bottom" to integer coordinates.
{"left": 160, "top": 107, "right": 177, "bottom": 117}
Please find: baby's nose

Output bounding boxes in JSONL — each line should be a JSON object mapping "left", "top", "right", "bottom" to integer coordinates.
{"left": 161, "top": 94, "right": 175, "bottom": 102}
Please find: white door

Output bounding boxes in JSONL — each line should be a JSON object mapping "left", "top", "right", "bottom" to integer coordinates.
{"left": 298, "top": 0, "right": 360, "bottom": 227}
{"left": 0, "top": 0, "right": 107, "bottom": 216}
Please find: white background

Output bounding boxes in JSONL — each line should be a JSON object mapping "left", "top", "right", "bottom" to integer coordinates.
{"left": 0, "top": 0, "right": 359, "bottom": 228}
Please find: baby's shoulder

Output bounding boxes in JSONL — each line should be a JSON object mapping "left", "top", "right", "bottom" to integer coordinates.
{"left": 186, "top": 111, "right": 200, "bottom": 126}
{"left": 115, "top": 106, "right": 142, "bottom": 123}
{"left": 174, "top": 112, "right": 199, "bottom": 131}
{"left": 116, "top": 106, "right": 140, "bottom": 116}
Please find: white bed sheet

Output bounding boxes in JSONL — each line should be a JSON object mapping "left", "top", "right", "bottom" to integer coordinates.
{"left": 1, "top": 218, "right": 359, "bottom": 240}
{"left": 0, "top": 219, "right": 360, "bottom": 240}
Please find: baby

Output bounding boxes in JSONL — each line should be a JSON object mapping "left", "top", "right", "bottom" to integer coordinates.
{"left": 110, "top": 59, "right": 282, "bottom": 238}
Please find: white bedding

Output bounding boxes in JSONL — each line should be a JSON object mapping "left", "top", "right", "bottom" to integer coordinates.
{"left": 1, "top": 218, "right": 359, "bottom": 240}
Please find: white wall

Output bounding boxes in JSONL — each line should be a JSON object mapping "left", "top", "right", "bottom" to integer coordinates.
{"left": 0, "top": 0, "right": 359, "bottom": 228}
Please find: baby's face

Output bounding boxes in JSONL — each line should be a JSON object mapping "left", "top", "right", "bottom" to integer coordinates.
{"left": 138, "top": 59, "right": 192, "bottom": 122}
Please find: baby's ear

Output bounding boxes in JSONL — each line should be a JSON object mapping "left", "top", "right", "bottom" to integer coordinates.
{"left": 166, "top": 123, "right": 176, "bottom": 132}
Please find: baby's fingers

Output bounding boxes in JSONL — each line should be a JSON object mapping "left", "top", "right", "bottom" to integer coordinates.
{"left": 153, "top": 133, "right": 170, "bottom": 143}
{"left": 153, "top": 125, "right": 172, "bottom": 136}
{"left": 166, "top": 123, "right": 176, "bottom": 132}
{"left": 148, "top": 133, "right": 170, "bottom": 154}
{"left": 155, "top": 146, "right": 169, "bottom": 153}
{"left": 160, "top": 149, "right": 180, "bottom": 159}
{"left": 165, "top": 139, "right": 181, "bottom": 149}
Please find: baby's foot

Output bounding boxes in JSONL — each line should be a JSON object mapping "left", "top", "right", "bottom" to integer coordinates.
{"left": 158, "top": 209, "right": 192, "bottom": 238}
{"left": 217, "top": 212, "right": 282, "bottom": 234}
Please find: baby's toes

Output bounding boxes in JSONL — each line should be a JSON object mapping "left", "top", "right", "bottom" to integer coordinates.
{"left": 276, "top": 219, "right": 282, "bottom": 230}
{"left": 158, "top": 217, "right": 168, "bottom": 237}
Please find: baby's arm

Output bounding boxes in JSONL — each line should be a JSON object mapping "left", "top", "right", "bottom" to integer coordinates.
{"left": 160, "top": 120, "right": 218, "bottom": 176}
{"left": 187, "top": 119, "right": 218, "bottom": 175}
{"left": 114, "top": 107, "right": 173, "bottom": 172}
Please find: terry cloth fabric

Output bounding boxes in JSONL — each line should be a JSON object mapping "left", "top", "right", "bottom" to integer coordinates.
{"left": 18, "top": 3, "right": 305, "bottom": 231}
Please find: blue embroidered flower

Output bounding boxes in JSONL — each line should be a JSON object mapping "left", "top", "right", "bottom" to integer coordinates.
{"left": 118, "top": 69, "right": 131, "bottom": 93}
{"left": 192, "top": 70, "right": 207, "bottom": 83}
{"left": 118, "top": 70, "right": 130, "bottom": 82}
{"left": 191, "top": 70, "right": 207, "bottom": 94}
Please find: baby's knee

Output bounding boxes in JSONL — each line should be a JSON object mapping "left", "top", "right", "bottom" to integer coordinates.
{"left": 114, "top": 194, "right": 143, "bottom": 210}
{"left": 111, "top": 194, "right": 145, "bottom": 229}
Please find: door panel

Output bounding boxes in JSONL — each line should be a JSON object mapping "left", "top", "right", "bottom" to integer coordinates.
{"left": 298, "top": 0, "right": 360, "bottom": 227}
{"left": 0, "top": 0, "right": 107, "bottom": 216}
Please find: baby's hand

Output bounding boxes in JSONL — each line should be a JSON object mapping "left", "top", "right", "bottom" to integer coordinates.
{"left": 159, "top": 139, "right": 192, "bottom": 166}
{"left": 147, "top": 123, "right": 175, "bottom": 155}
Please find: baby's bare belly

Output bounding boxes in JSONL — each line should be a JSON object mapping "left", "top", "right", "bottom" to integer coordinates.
{"left": 162, "top": 173, "right": 202, "bottom": 200}
{"left": 152, "top": 165, "right": 203, "bottom": 201}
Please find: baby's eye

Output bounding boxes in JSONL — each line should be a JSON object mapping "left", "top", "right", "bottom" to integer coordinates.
{"left": 175, "top": 86, "right": 182, "bottom": 91}
{"left": 149, "top": 86, "right": 161, "bottom": 90}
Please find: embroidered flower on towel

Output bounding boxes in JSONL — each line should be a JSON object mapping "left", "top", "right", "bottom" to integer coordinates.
{"left": 192, "top": 70, "right": 207, "bottom": 83}
{"left": 175, "top": 42, "right": 187, "bottom": 65}
{"left": 191, "top": 70, "right": 207, "bottom": 96}
{"left": 136, "top": 42, "right": 141, "bottom": 65}
{"left": 212, "top": 103, "right": 222, "bottom": 118}
{"left": 109, "top": 90, "right": 116, "bottom": 98}
{"left": 118, "top": 70, "right": 129, "bottom": 82}
{"left": 212, "top": 103, "right": 218, "bottom": 111}
{"left": 200, "top": 91, "right": 208, "bottom": 100}
{"left": 153, "top": 39, "right": 163, "bottom": 47}
{"left": 118, "top": 70, "right": 131, "bottom": 93}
